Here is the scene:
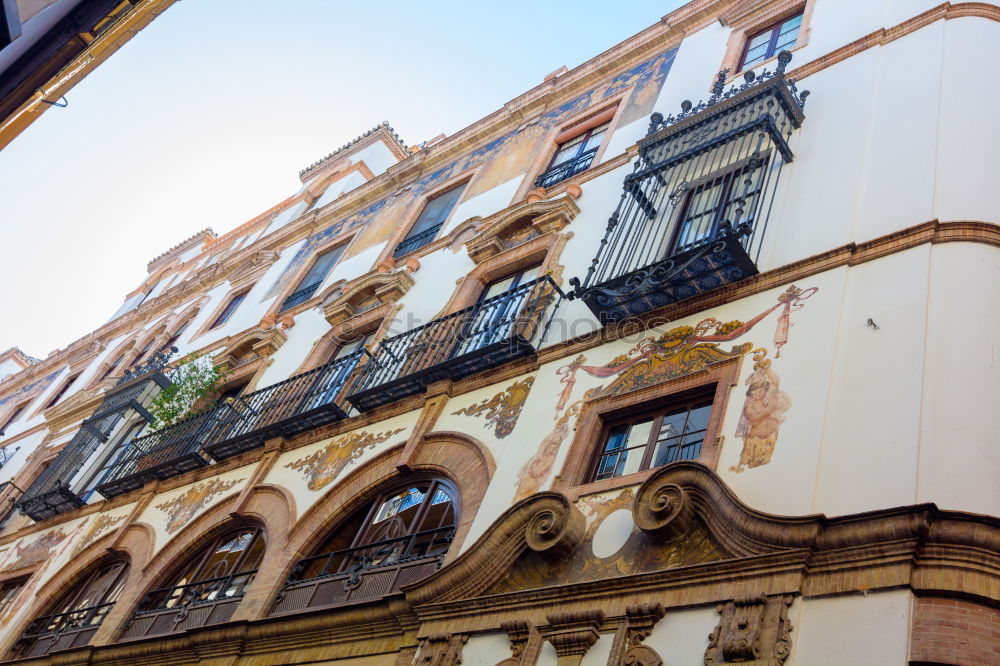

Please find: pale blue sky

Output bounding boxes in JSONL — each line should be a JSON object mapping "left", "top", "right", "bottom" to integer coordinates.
{"left": 0, "top": 1, "right": 684, "bottom": 357}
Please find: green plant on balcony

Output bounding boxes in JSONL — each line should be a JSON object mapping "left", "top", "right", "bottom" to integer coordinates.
{"left": 147, "top": 353, "right": 228, "bottom": 432}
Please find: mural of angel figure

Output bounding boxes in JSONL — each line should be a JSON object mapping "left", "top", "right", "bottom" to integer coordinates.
{"left": 732, "top": 357, "right": 791, "bottom": 473}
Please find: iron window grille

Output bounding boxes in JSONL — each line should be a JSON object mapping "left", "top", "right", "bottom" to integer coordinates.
{"left": 278, "top": 245, "right": 345, "bottom": 313}
{"left": 15, "top": 348, "right": 175, "bottom": 522}
{"left": 569, "top": 51, "right": 809, "bottom": 323}
{"left": 95, "top": 348, "right": 369, "bottom": 498}
{"left": 535, "top": 120, "right": 610, "bottom": 188}
{"left": 271, "top": 480, "right": 456, "bottom": 616}
{"left": 122, "top": 527, "right": 264, "bottom": 640}
{"left": 348, "top": 275, "right": 562, "bottom": 412}
{"left": 392, "top": 183, "right": 467, "bottom": 259}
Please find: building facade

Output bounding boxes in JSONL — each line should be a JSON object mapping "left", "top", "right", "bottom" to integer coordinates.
{"left": 0, "top": 1, "right": 997, "bottom": 663}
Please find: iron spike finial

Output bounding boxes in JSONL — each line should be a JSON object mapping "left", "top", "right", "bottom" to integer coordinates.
{"left": 711, "top": 69, "right": 728, "bottom": 98}
{"left": 776, "top": 50, "right": 793, "bottom": 74}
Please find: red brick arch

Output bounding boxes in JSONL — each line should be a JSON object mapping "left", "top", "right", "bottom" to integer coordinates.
{"left": 237, "top": 431, "right": 494, "bottom": 620}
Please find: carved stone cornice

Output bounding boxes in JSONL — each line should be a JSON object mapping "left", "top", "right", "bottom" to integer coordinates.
{"left": 42, "top": 386, "right": 104, "bottom": 435}
{"left": 416, "top": 633, "right": 468, "bottom": 665}
{"left": 465, "top": 196, "right": 580, "bottom": 264}
{"left": 321, "top": 269, "right": 415, "bottom": 327}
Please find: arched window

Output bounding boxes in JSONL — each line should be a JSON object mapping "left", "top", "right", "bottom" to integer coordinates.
{"left": 271, "top": 478, "right": 456, "bottom": 615}
{"left": 16, "top": 560, "right": 128, "bottom": 658}
{"left": 121, "top": 526, "right": 264, "bottom": 640}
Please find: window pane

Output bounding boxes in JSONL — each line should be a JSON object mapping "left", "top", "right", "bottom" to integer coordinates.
{"left": 746, "top": 30, "right": 773, "bottom": 50}
{"left": 296, "top": 246, "right": 343, "bottom": 291}
{"left": 407, "top": 184, "right": 467, "bottom": 239}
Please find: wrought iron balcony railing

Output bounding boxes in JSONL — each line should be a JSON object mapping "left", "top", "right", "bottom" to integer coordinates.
{"left": 16, "top": 348, "right": 175, "bottom": 521}
{"left": 393, "top": 224, "right": 442, "bottom": 259}
{"left": 569, "top": 51, "right": 809, "bottom": 323}
{"left": 348, "top": 275, "right": 561, "bottom": 412}
{"left": 96, "top": 350, "right": 369, "bottom": 499}
{"left": 535, "top": 147, "right": 598, "bottom": 189}
{"left": 16, "top": 602, "right": 115, "bottom": 658}
{"left": 121, "top": 571, "right": 255, "bottom": 640}
{"left": 278, "top": 282, "right": 322, "bottom": 313}
{"left": 270, "top": 527, "right": 453, "bottom": 616}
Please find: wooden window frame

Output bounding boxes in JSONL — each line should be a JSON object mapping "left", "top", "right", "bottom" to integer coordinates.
{"left": 269, "top": 235, "right": 356, "bottom": 320}
{"left": 719, "top": 1, "right": 814, "bottom": 80}
{"left": 738, "top": 12, "right": 804, "bottom": 71}
{"left": 392, "top": 178, "right": 472, "bottom": 260}
{"left": 554, "top": 356, "right": 743, "bottom": 500}
{"left": 585, "top": 389, "right": 715, "bottom": 483}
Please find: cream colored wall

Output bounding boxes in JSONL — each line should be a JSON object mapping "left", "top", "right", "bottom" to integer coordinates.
{"left": 789, "top": 590, "right": 911, "bottom": 665}
{"left": 644, "top": 605, "right": 717, "bottom": 664}
{"left": 460, "top": 633, "right": 512, "bottom": 664}
{"left": 443, "top": 175, "right": 523, "bottom": 237}
{"left": 390, "top": 249, "right": 475, "bottom": 334}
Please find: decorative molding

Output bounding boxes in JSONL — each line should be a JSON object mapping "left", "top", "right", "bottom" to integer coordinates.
{"left": 321, "top": 268, "right": 415, "bottom": 327}
{"left": 416, "top": 633, "right": 469, "bottom": 665}
{"left": 227, "top": 250, "right": 281, "bottom": 289}
{"left": 465, "top": 196, "right": 580, "bottom": 264}
{"left": 213, "top": 328, "right": 288, "bottom": 373}
{"left": 618, "top": 603, "right": 666, "bottom": 666}
{"left": 498, "top": 619, "right": 535, "bottom": 665}
{"left": 542, "top": 609, "right": 606, "bottom": 661}
{"left": 704, "top": 595, "right": 794, "bottom": 666}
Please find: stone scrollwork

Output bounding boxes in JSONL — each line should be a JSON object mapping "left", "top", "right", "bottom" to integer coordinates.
{"left": 525, "top": 496, "right": 586, "bottom": 560}
{"left": 618, "top": 602, "right": 666, "bottom": 665}
{"left": 542, "top": 609, "right": 606, "bottom": 662}
{"left": 634, "top": 478, "right": 694, "bottom": 542}
{"left": 496, "top": 619, "right": 534, "bottom": 665}
{"left": 704, "top": 595, "right": 793, "bottom": 666}
{"left": 418, "top": 633, "right": 469, "bottom": 665}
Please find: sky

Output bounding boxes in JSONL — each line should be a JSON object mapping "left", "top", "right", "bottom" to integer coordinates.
{"left": 0, "top": 0, "right": 684, "bottom": 358}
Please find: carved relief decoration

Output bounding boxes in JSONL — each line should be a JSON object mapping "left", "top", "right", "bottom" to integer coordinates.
{"left": 542, "top": 609, "right": 606, "bottom": 659}
{"left": 321, "top": 269, "right": 415, "bottom": 326}
{"left": 465, "top": 196, "right": 580, "bottom": 264}
{"left": 418, "top": 633, "right": 469, "bottom": 665}
{"left": 452, "top": 376, "right": 535, "bottom": 439}
{"left": 497, "top": 619, "right": 535, "bottom": 665}
{"left": 704, "top": 595, "right": 794, "bottom": 666}
{"left": 283, "top": 427, "right": 406, "bottom": 491}
{"left": 619, "top": 602, "right": 666, "bottom": 666}
{"left": 214, "top": 327, "right": 288, "bottom": 372}
{"left": 155, "top": 477, "right": 245, "bottom": 534}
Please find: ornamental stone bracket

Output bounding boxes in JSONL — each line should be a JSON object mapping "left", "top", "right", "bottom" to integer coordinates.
{"left": 615, "top": 603, "right": 666, "bottom": 666}
{"left": 416, "top": 632, "right": 468, "bottom": 665}
{"left": 465, "top": 196, "right": 580, "bottom": 264}
{"left": 321, "top": 269, "right": 415, "bottom": 327}
{"left": 541, "top": 609, "right": 606, "bottom": 664}
{"left": 704, "top": 595, "right": 794, "bottom": 666}
{"left": 497, "top": 619, "right": 541, "bottom": 665}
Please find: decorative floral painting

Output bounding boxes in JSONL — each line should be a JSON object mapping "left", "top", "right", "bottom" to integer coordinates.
{"left": 70, "top": 513, "right": 127, "bottom": 558}
{"left": 452, "top": 377, "right": 535, "bottom": 439}
{"left": 155, "top": 477, "right": 245, "bottom": 534}
{"left": 284, "top": 427, "right": 405, "bottom": 492}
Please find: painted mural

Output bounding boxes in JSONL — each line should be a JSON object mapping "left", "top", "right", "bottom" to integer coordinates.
{"left": 284, "top": 427, "right": 405, "bottom": 492}
{"left": 155, "top": 477, "right": 245, "bottom": 534}
{"left": 489, "top": 486, "right": 725, "bottom": 593}
{"left": 0, "top": 527, "right": 72, "bottom": 572}
{"left": 263, "top": 47, "right": 678, "bottom": 297}
{"left": 452, "top": 377, "right": 535, "bottom": 439}
{"left": 0, "top": 368, "right": 61, "bottom": 409}
{"left": 512, "top": 285, "right": 819, "bottom": 497}
{"left": 69, "top": 513, "right": 127, "bottom": 558}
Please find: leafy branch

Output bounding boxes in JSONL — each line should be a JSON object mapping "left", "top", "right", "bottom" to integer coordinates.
{"left": 147, "top": 353, "right": 229, "bottom": 432}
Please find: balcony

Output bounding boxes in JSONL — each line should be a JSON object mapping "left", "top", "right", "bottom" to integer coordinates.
{"left": 535, "top": 147, "right": 598, "bottom": 189}
{"left": 393, "top": 224, "right": 441, "bottom": 259}
{"left": 96, "top": 351, "right": 368, "bottom": 498}
{"left": 278, "top": 282, "right": 321, "bottom": 313}
{"left": 16, "top": 349, "right": 175, "bottom": 521}
{"left": 569, "top": 52, "right": 809, "bottom": 323}
{"left": 120, "top": 571, "right": 255, "bottom": 640}
{"left": 16, "top": 603, "right": 115, "bottom": 658}
{"left": 270, "top": 527, "right": 453, "bottom": 616}
{"left": 348, "top": 275, "right": 561, "bottom": 412}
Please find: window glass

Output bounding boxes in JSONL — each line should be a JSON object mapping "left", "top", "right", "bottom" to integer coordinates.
{"left": 740, "top": 12, "right": 803, "bottom": 70}
{"left": 591, "top": 394, "right": 714, "bottom": 482}
{"left": 1, "top": 403, "right": 29, "bottom": 432}
{"left": 210, "top": 290, "right": 249, "bottom": 329}
{"left": 296, "top": 246, "right": 344, "bottom": 293}
{"left": 549, "top": 121, "right": 610, "bottom": 169}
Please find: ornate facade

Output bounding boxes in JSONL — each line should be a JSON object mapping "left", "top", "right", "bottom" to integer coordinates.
{"left": 0, "top": 1, "right": 997, "bottom": 664}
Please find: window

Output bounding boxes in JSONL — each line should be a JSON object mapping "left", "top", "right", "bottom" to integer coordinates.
{"left": 739, "top": 12, "right": 802, "bottom": 71}
{"left": 43, "top": 374, "right": 79, "bottom": 411}
{"left": 0, "top": 577, "right": 26, "bottom": 616}
{"left": 393, "top": 183, "right": 467, "bottom": 259}
{"left": 537, "top": 120, "right": 610, "bottom": 188}
{"left": 16, "top": 561, "right": 127, "bottom": 658}
{"left": 77, "top": 420, "right": 147, "bottom": 502}
{"left": 124, "top": 527, "right": 264, "bottom": 639}
{"left": 161, "top": 321, "right": 191, "bottom": 353}
{"left": 272, "top": 479, "right": 456, "bottom": 615}
{"left": 589, "top": 394, "right": 713, "bottom": 482}
{"left": 669, "top": 155, "right": 769, "bottom": 254}
{"left": 209, "top": 289, "right": 250, "bottom": 329}
{"left": 279, "top": 245, "right": 346, "bottom": 313}
{"left": 331, "top": 333, "right": 370, "bottom": 362}
{"left": 98, "top": 353, "right": 126, "bottom": 382}
{"left": 0, "top": 402, "right": 28, "bottom": 434}
{"left": 452, "top": 265, "right": 541, "bottom": 357}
